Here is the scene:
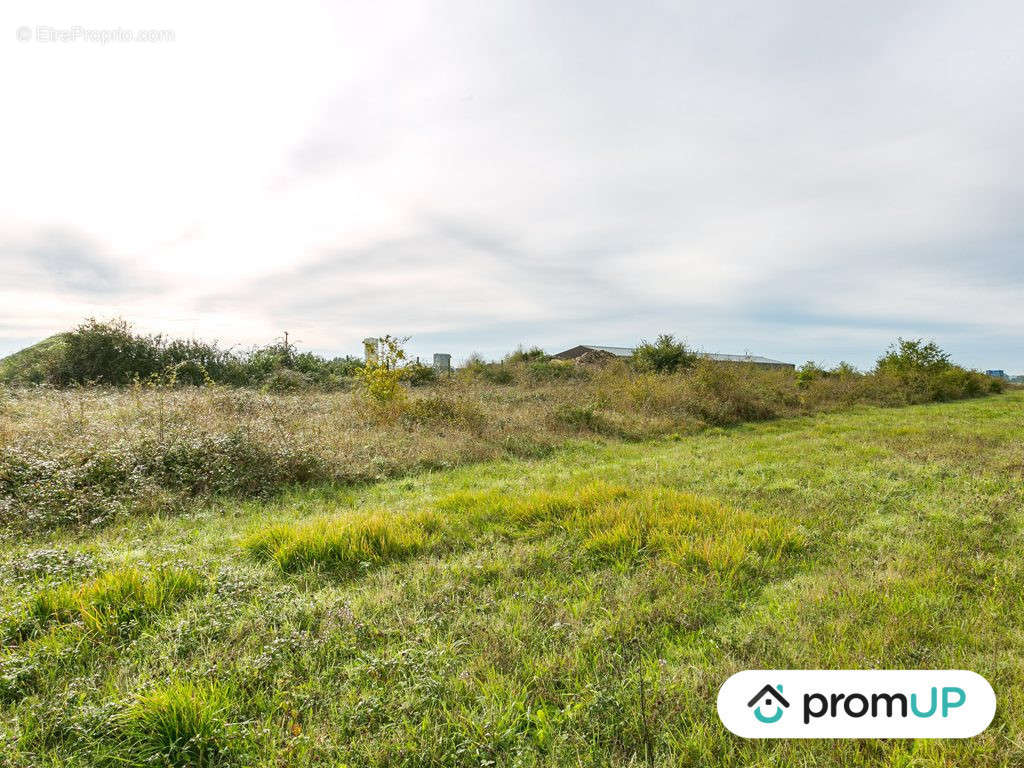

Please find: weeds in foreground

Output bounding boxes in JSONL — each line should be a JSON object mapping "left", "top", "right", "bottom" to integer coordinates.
{"left": 0, "top": 395, "right": 1021, "bottom": 766}
{"left": 0, "top": 336, "right": 1007, "bottom": 536}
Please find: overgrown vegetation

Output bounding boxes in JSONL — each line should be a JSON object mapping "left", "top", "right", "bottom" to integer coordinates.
{"left": 1, "top": 318, "right": 363, "bottom": 389}
{"left": 0, "top": 326, "right": 1006, "bottom": 536}
{"left": 0, "top": 394, "right": 1021, "bottom": 766}
{"left": 0, "top": 321, "right": 1013, "bottom": 765}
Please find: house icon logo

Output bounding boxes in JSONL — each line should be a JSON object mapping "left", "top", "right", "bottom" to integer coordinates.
{"left": 747, "top": 684, "right": 790, "bottom": 723}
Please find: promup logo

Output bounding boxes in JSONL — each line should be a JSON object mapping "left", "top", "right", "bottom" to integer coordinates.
{"left": 748, "top": 684, "right": 789, "bottom": 723}
{"left": 719, "top": 670, "right": 996, "bottom": 738}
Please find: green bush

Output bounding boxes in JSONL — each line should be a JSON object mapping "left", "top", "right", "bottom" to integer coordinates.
{"left": 50, "top": 318, "right": 164, "bottom": 386}
{"left": 402, "top": 395, "right": 487, "bottom": 435}
{"left": 140, "top": 431, "right": 325, "bottom": 496}
{"left": 525, "top": 359, "right": 587, "bottom": 382}
{"left": 356, "top": 335, "right": 408, "bottom": 417}
{"left": 632, "top": 334, "right": 696, "bottom": 373}
{"left": 458, "top": 354, "right": 519, "bottom": 384}
{"left": 0, "top": 440, "right": 141, "bottom": 530}
{"left": 503, "top": 346, "right": 547, "bottom": 364}
{"left": 830, "top": 361, "right": 860, "bottom": 379}
{"left": 874, "top": 339, "right": 993, "bottom": 403}
{"left": 261, "top": 368, "right": 311, "bottom": 393}
{"left": 9, "top": 317, "right": 365, "bottom": 390}
{"left": 680, "top": 360, "right": 784, "bottom": 424}
{"left": 403, "top": 362, "right": 438, "bottom": 387}
{"left": 875, "top": 338, "right": 950, "bottom": 375}
{"left": 796, "top": 361, "right": 828, "bottom": 389}
{"left": 0, "top": 430, "right": 327, "bottom": 533}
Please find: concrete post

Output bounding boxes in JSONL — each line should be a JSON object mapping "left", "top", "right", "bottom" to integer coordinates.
{"left": 432, "top": 353, "right": 451, "bottom": 373}
{"left": 363, "top": 337, "right": 379, "bottom": 364}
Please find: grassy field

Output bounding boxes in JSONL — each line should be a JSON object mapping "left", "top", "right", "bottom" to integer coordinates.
{"left": 1, "top": 391, "right": 1022, "bottom": 766}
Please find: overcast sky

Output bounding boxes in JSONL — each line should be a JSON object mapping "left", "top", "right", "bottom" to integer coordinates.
{"left": 2, "top": 1, "right": 1022, "bottom": 370}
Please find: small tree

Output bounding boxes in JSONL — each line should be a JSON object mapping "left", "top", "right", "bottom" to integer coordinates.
{"left": 796, "top": 361, "right": 828, "bottom": 389}
{"left": 355, "top": 335, "right": 408, "bottom": 415}
{"left": 504, "top": 346, "right": 546, "bottom": 364}
{"left": 632, "top": 334, "right": 696, "bottom": 373}
{"left": 830, "top": 361, "right": 859, "bottom": 379}
{"left": 51, "top": 318, "right": 164, "bottom": 385}
{"left": 875, "top": 339, "right": 951, "bottom": 376}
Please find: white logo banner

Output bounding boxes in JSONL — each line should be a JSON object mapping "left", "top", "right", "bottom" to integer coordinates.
{"left": 718, "top": 670, "right": 996, "bottom": 738}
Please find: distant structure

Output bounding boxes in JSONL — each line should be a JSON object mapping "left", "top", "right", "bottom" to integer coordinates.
{"left": 364, "top": 338, "right": 450, "bottom": 373}
{"left": 551, "top": 344, "right": 795, "bottom": 370}
{"left": 362, "top": 337, "right": 379, "bottom": 364}
{"left": 985, "top": 370, "right": 1008, "bottom": 379}
{"left": 433, "top": 353, "right": 452, "bottom": 373}
{"left": 552, "top": 345, "right": 634, "bottom": 360}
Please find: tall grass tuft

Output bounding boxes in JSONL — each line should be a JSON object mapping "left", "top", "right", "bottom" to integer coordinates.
{"left": 242, "top": 510, "right": 441, "bottom": 574}
{"left": 17, "top": 566, "right": 206, "bottom": 641}
{"left": 116, "top": 681, "right": 237, "bottom": 767}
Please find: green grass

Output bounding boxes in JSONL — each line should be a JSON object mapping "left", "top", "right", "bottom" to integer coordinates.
{"left": 0, "top": 392, "right": 1022, "bottom": 765}
{"left": 116, "top": 681, "right": 238, "bottom": 767}
{"left": 13, "top": 566, "right": 206, "bottom": 641}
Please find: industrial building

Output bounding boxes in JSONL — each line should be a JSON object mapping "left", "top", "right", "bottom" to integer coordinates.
{"left": 551, "top": 344, "right": 795, "bottom": 370}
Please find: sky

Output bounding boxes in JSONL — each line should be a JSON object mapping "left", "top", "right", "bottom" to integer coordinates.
{"left": 1, "top": 1, "right": 1022, "bottom": 371}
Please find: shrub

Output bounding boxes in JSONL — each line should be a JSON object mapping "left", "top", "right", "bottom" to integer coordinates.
{"left": 632, "top": 334, "right": 696, "bottom": 373}
{"left": 503, "top": 346, "right": 547, "bottom": 364}
{"left": 875, "top": 338, "right": 951, "bottom": 375}
{"left": 830, "top": 361, "right": 860, "bottom": 379}
{"left": 8, "top": 316, "right": 366, "bottom": 390}
{"left": 160, "top": 338, "right": 229, "bottom": 384}
{"left": 680, "top": 360, "right": 783, "bottom": 424}
{"left": 796, "top": 361, "right": 828, "bottom": 389}
{"left": 50, "top": 318, "right": 164, "bottom": 386}
{"left": 0, "top": 428, "right": 327, "bottom": 534}
{"left": 458, "top": 355, "right": 517, "bottom": 384}
{"left": 290, "top": 351, "right": 362, "bottom": 385}
{"left": 874, "top": 339, "right": 992, "bottom": 403}
{"left": 355, "top": 335, "right": 408, "bottom": 416}
{"left": 0, "top": 440, "right": 142, "bottom": 530}
{"left": 403, "top": 362, "right": 438, "bottom": 387}
{"left": 140, "top": 431, "right": 325, "bottom": 496}
{"left": 261, "top": 368, "right": 311, "bottom": 393}
{"left": 524, "top": 359, "right": 587, "bottom": 383}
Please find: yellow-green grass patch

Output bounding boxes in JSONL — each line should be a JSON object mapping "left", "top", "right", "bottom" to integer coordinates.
{"left": 14, "top": 566, "right": 206, "bottom": 642}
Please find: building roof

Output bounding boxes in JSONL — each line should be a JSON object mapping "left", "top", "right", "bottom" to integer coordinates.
{"left": 555, "top": 345, "right": 792, "bottom": 366}
{"left": 578, "top": 345, "right": 635, "bottom": 357}
{"left": 701, "top": 352, "right": 790, "bottom": 365}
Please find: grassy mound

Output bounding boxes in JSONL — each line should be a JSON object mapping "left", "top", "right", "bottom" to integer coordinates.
{"left": 0, "top": 333, "right": 67, "bottom": 384}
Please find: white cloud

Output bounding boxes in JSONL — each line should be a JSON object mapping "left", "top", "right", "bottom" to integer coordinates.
{"left": 1, "top": 0, "right": 1022, "bottom": 370}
